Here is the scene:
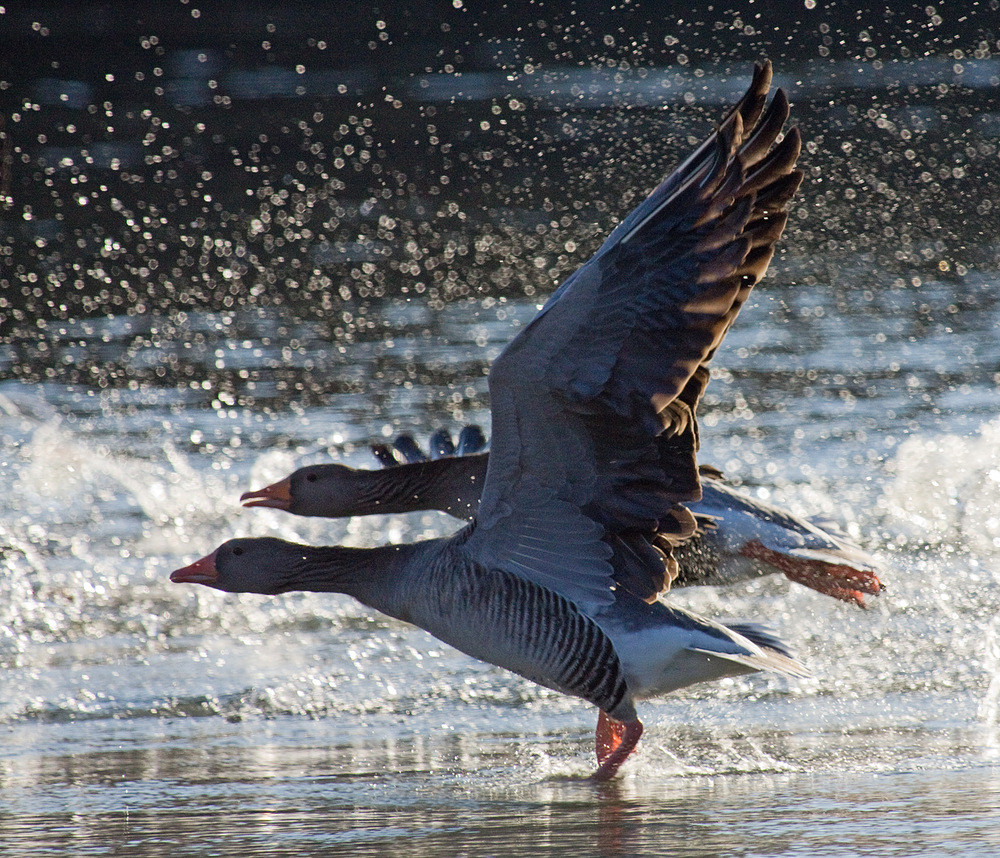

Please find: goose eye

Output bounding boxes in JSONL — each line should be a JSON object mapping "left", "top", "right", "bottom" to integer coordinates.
{"left": 232, "top": 546, "right": 244, "bottom": 556}
{"left": 306, "top": 473, "right": 318, "bottom": 482}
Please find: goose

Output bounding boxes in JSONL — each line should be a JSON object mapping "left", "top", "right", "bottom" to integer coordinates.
{"left": 173, "top": 62, "right": 811, "bottom": 780}
{"left": 241, "top": 430, "right": 884, "bottom": 606}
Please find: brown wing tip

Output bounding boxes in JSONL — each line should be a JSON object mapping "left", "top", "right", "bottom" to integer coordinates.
{"left": 739, "top": 61, "right": 775, "bottom": 129}
{"left": 755, "top": 170, "right": 805, "bottom": 213}
{"left": 771, "top": 86, "right": 790, "bottom": 118}
{"left": 780, "top": 125, "right": 802, "bottom": 162}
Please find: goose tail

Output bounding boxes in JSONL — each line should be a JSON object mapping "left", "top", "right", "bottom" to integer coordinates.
{"left": 691, "top": 621, "right": 811, "bottom": 678}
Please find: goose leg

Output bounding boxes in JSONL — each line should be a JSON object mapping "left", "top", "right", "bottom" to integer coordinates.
{"left": 739, "top": 539, "right": 883, "bottom": 608}
{"left": 596, "top": 710, "right": 625, "bottom": 765}
{"left": 593, "top": 712, "right": 644, "bottom": 781}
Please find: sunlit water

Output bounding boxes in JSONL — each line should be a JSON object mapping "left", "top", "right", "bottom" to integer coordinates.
{"left": 4, "top": 280, "right": 1000, "bottom": 854}
{"left": 3, "top": 7, "right": 1000, "bottom": 855}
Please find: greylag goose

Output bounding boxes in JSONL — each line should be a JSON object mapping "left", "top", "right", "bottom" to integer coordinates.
{"left": 174, "top": 62, "right": 809, "bottom": 780}
{"left": 241, "top": 432, "right": 883, "bottom": 606}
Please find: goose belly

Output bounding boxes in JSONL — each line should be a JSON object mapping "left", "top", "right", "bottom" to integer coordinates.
{"left": 604, "top": 609, "right": 763, "bottom": 700}
{"left": 407, "top": 563, "right": 635, "bottom": 722}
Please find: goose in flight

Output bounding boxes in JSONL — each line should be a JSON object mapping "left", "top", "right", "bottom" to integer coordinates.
{"left": 173, "top": 62, "right": 810, "bottom": 779}
{"left": 242, "top": 428, "right": 883, "bottom": 606}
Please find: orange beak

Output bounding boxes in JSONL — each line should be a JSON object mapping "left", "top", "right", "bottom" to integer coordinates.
{"left": 170, "top": 550, "right": 219, "bottom": 585}
{"left": 240, "top": 477, "right": 293, "bottom": 510}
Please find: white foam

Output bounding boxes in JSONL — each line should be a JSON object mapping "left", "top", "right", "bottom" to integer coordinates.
{"left": 879, "top": 417, "right": 1000, "bottom": 555}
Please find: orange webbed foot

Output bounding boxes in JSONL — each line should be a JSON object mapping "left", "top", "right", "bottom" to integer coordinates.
{"left": 593, "top": 712, "right": 643, "bottom": 781}
{"left": 739, "top": 539, "right": 884, "bottom": 608}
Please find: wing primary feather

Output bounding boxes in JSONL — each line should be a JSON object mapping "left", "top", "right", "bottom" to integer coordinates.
{"left": 742, "top": 127, "right": 802, "bottom": 196}
{"left": 661, "top": 61, "right": 772, "bottom": 194}
{"left": 754, "top": 170, "right": 804, "bottom": 212}
{"left": 736, "top": 88, "right": 791, "bottom": 167}
{"left": 621, "top": 115, "right": 741, "bottom": 247}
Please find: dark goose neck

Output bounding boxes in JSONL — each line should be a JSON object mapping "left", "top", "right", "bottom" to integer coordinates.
{"left": 271, "top": 540, "right": 436, "bottom": 619}
{"left": 354, "top": 453, "right": 487, "bottom": 519}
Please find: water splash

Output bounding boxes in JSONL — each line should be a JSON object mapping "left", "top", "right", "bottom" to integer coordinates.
{"left": 880, "top": 417, "right": 1000, "bottom": 555}
{"left": 979, "top": 617, "right": 1000, "bottom": 760}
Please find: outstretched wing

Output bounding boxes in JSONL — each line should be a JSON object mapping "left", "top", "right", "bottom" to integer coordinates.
{"left": 465, "top": 61, "right": 803, "bottom": 610}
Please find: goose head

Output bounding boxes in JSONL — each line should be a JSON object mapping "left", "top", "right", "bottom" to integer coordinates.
{"left": 170, "top": 537, "right": 299, "bottom": 594}
{"left": 240, "top": 464, "right": 361, "bottom": 517}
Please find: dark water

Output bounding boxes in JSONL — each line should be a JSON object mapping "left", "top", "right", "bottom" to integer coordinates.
{"left": 3, "top": 4, "right": 1000, "bottom": 855}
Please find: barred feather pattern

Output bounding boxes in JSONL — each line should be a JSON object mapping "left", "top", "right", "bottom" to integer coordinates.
{"left": 428, "top": 553, "right": 630, "bottom": 718}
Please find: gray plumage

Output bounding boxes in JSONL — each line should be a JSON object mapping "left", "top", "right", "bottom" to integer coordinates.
{"left": 177, "top": 62, "right": 815, "bottom": 780}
